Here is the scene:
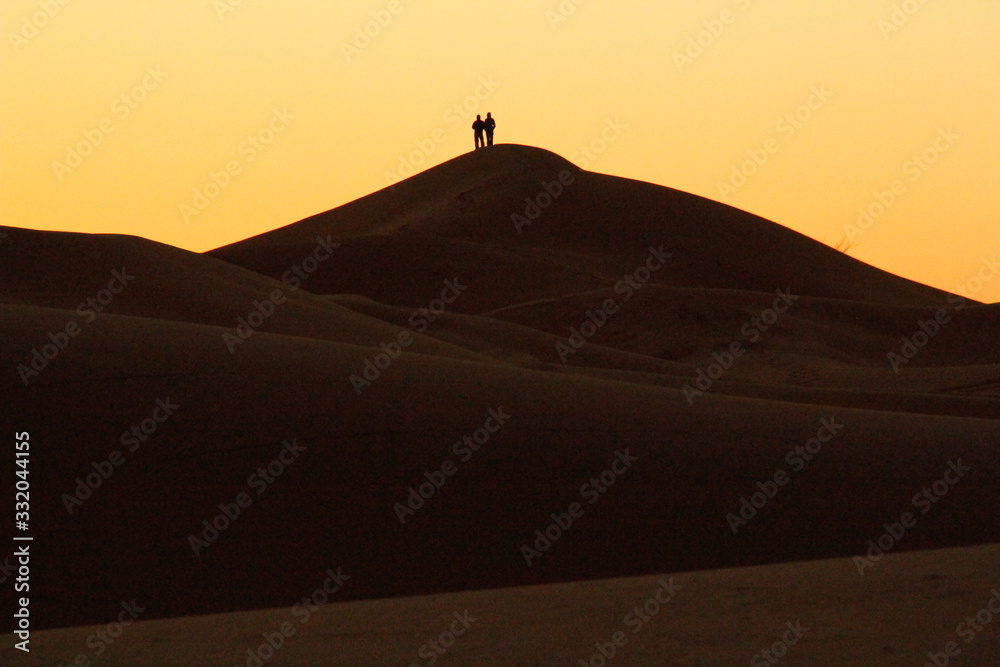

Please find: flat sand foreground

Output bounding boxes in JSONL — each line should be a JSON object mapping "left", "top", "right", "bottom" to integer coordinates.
{"left": 4, "top": 543, "right": 998, "bottom": 666}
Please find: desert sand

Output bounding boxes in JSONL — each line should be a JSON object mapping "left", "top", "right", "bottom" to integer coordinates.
{"left": 5, "top": 544, "right": 999, "bottom": 666}
{"left": 1, "top": 145, "right": 997, "bottom": 663}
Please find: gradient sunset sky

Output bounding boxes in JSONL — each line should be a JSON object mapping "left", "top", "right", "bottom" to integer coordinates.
{"left": 3, "top": 1, "right": 998, "bottom": 302}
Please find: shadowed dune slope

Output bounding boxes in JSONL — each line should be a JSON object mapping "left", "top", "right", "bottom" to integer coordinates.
{"left": 0, "top": 225, "right": 486, "bottom": 361}
{"left": 210, "top": 144, "right": 960, "bottom": 309}
{"left": 1, "top": 303, "right": 998, "bottom": 630}
{"left": 1, "top": 146, "right": 997, "bottom": 635}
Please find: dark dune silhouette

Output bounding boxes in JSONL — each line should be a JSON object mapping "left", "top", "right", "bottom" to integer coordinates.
{"left": 211, "top": 145, "right": 961, "bottom": 308}
{"left": 1, "top": 145, "right": 997, "bottom": 663}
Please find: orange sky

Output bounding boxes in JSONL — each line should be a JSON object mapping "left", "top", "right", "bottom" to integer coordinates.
{"left": 2, "top": 1, "right": 998, "bottom": 302}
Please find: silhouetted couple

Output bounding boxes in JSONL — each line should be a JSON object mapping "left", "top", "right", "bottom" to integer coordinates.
{"left": 473, "top": 113, "right": 495, "bottom": 149}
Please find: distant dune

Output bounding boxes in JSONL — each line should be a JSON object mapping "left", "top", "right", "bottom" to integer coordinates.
{"left": 2, "top": 145, "right": 997, "bottom": 660}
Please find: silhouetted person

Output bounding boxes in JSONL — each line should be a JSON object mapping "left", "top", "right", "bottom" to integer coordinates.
{"left": 484, "top": 112, "right": 496, "bottom": 146}
{"left": 472, "top": 115, "right": 485, "bottom": 150}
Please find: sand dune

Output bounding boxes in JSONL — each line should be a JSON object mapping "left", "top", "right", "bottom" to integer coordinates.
{"left": 0, "top": 225, "right": 486, "bottom": 361}
{"left": 2, "top": 145, "right": 997, "bottom": 664}
{"left": 5, "top": 544, "right": 999, "bottom": 666}
{"left": 211, "top": 145, "right": 960, "bottom": 308}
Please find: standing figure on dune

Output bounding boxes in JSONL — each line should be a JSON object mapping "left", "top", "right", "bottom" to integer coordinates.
{"left": 484, "top": 112, "right": 496, "bottom": 146}
{"left": 472, "top": 115, "right": 486, "bottom": 150}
